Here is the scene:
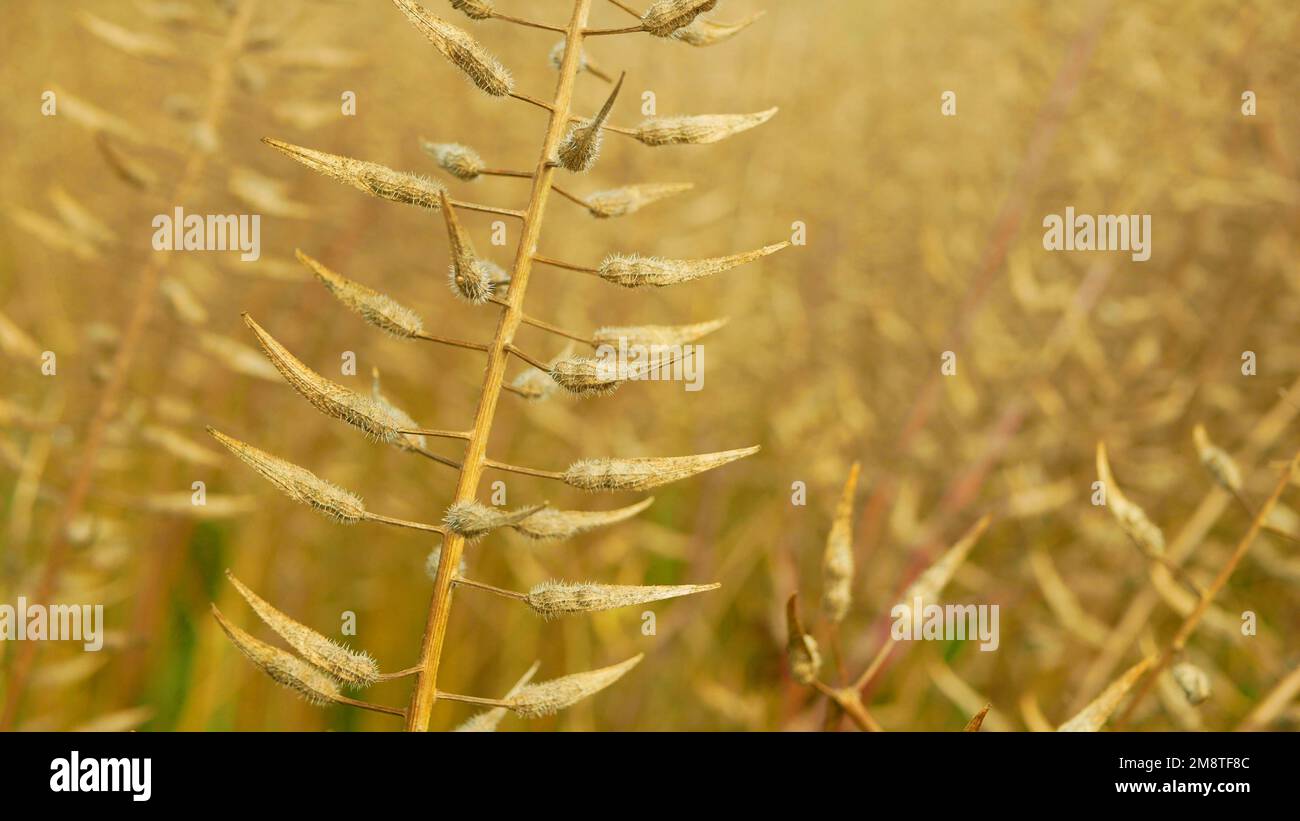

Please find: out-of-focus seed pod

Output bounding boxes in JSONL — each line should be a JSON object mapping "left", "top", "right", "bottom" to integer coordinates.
{"left": 641, "top": 0, "right": 717, "bottom": 37}
{"left": 583, "top": 182, "right": 693, "bottom": 218}
{"left": 509, "top": 497, "right": 654, "bottom": 540}
{"left": 1096, "top": 442, "right": 1166, "bottom": 556}
{"left": 564, "top": 446, "right": 759, "bottom": 491}
{"left": 454, "top": 661, "right": 540, "bottom": 732}
{"left": 420, "top": 140, "right": 485, "bottom": 180}
{"left": 821, "top": 462, "right": 860, "bottom": 623}
{"left": 391, "top": 0, "right": 513, "bottom": 96}
{"left": 505, "top": 655, "right": 643, "bottom": 718}
{"left": 632, "top": 108, "right": 777, "bottom": 146}
{"left": 1058, "top": 656, "right": 1154, "bottom": 731}
{"left": 785, "top": 594, "right": 821, "bottom": 685}
{"left": 1171, "top": 662, "right": 1211, "bottom": 706}
{"left": 1192, "top": 424, "right": 1243, "bottom": 493}
{"left": 672, "top": 12, "right": 764, "bottom": 46}
{"left": 449, "top": 0, "right": 493, "bottom": 20}
{"left": 896, "top": 514, "right": 991, "bottom": 619}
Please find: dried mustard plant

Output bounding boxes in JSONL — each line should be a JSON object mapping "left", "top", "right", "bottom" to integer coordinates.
{"left": 207, "top": 0, "right": 779, "bottom": 730}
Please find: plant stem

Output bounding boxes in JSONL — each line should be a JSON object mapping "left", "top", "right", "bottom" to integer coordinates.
{"left": 435, "top": 692, "right": 510, "bottom": 708}
{"left": 364, "top": 512, "right": 445, "bottom": 534}
{"left": 332, "top": 694, "right": 406, "bottom": 718}
{"left": 533, "top": 254, "right": 599, "bottom": 274}
{"left": 490, "top": 11, "right": 567, "bottom": 33}
{"left": 404, "top": 0, "right": 595, "bottom": 732}
{"left": 0, "top": 0, "right": 262, "bottom": 732}
{"left": 453, "top": 576, "right": 528, "bottom": 601}
{"left": 413, "top": 330, "right": 489, "bottom": 351}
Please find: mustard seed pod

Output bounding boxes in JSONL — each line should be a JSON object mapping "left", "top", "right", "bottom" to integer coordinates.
{"left": 78, "top": 11, "right": 179, "bottom": 61}
{"left": 297, "top": 250, "right": 426, "bottom": 339}
{"left": 391, "top": 0, "right": 513, "bottom": 97}
{"left": 897, "top": 514, "right": 991, "bottom": 617}
{"left": 225, "top": 571, "right": 380, "bottom": 688}
{"left": 454, "top": 661, "right": 541, "bottom": 732}
{"left": 48, "top": 185, "right": 115, "bottom": 246}
{"left": 372, "top": 367, "right": 427, "bottom": 452}
{"left": 592, "top": 318, "right": 727, "bottom": 348}
{"left": 556, "top": 74, "right": 624, "bottom": 173}
{"left": 598, "top": 242, "right": 788, "bottom": 287}
{"left": 207, "top": 427, "right": 367, "bottom": 523}
{"left": 197, "top": 332, "right": 281, "bottom": 382}
{"left": 1096, "top": 442, "right": 1166, "bottom": 556}
{"left": 438, "top": 190, "right": 495, "bottom": 303}
{"left": 1192, "top": 424, "right": 1243, "bottom": 493}
{"left": 525, "top": 581, "right": 719, "bottom": 619}
{"left": 632, "top": 108, "right": 778, "bottom": 146}
{"left": 159, "top": 278, "right": 208, "bottom": 326}
{"left": 641, "top": 0, "right": 718, "bottom": 37}
{"left": 821, "top": 462, "right": 860, "bottom": 623}
{"left": 51, "top": 86, "right": 149, "bottom": 146}
{"left": 510, "top": 497, "right": 654, "bottom": 541}
{"left": 1058, "top": 656, "right": 1154, "bottom": 731}
{"left": 584, "top": 182, "right": 694, "bottom": 218}
{"left": 449, "top": 0, "right": 493, "bottom": 20}
{"left": 785, "top": 594, "right": 821, "bottom": 685}
{"left": 510, "top": 344, "right": 573, "bottom": 401}
{"left": 564, "top": 446, "right": 759, "bottom": 492}
{"left": 263, "top": 138, "right": 446, "bottom": 209}
{"left": 443, "top": 500, "right": 548, "bottom": 540}
{"left": 211, "top": 605, "right": 342, "bottom": 706}
{"left": 672, "top": 12, "right": 765, "bottom": 46}
{"left": 420, "top": 139, "right": 485, "bottom": 180}
{"left": 1171, "top": 662, "right": 1211, "bottom": 706}
{"left": 549, "top": 355, "right": 628, "bottom": 397}
{"left": 505, "top": 654, "right": 643, "bottom": 718}
{"left": 243, "top": 314, "right": 409, "bottom": 445}
{"left": 425, "top": 545, "right": 468, "bottom": 581}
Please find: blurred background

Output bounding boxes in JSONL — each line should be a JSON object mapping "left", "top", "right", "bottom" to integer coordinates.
{"left": 1, "top": 0, "right": 1298, "bottom": 731}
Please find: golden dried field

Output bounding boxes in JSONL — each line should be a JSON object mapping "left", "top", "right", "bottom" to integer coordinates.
{"left": 1, "top": 0, "right": 1299, "bottom": 732}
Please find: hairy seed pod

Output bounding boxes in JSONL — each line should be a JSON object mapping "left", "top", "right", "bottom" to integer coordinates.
{"left": 599, "top": 242, "right": 788, "bottom": 287}
{"left": 438, "top": 190, "right": 495, "bottom": 303}
{"left": 243, "top": 314, "right": 409, "bottom": 444}
{"left": 211, "top": 605, "right": 342, "bottom": 706}
{"left": 391, "top": 0, "right": 513, "bottom": 96}
{"left": 443, "top": 500, "right": 548, "bottom": 540}
{"left": 140, "top": 425, "right": 222, "bottom": 467}
{"left": 672, "top": 12, "right": 765, "bottom": 46}
{"left": 897, "top": 515, "right": 990, "bottom": 619}
{"left": 526, "top": 581, "right": 720, "bottom": 619}
{"left": 425, "top": 545, "right": 468, "bottom": 581}
{"left": 225, "top": 571, "right": 380, "bottom": 688}
{"left": 583, "top": 182, "right": 693, "bottom": 218}
{"left": 641, "top": 0, "right": 718, "bottom": 37}
{"left": 207, "top": 427, "right": 367, "bottom": 523}
{"left": 593, "top": 318, "right": 727, "bottom": 348}
{"left": 633, "top": 108, "right": 778, "bottom": 145}
{"left": 372, "top": 368, "right": 427, "bottom": 452}
{"left": 454, "top": 661, "right": 540, "bottom": 732}
{"left": 1096, "top": 442, "right": 1166, "bottom": 556}
{"left": 297, "top": 250, "right": 426, "bottom": 338}
{"left": 511, "top": 344, "right": 573, "bottom": 401}
{"left": 548, "top": 40, "right": 586, "bottom": 73}
{"left": 1171, "top": 663, "right": 1211, "bottom": 706}
{"left": 49, "top": 185, "right": 115, "bottom": 245}
{"left": 564, "top": 446, "right": 759, "bottom": 492}
{"left": 449, "top": 0, "right": 493, "bottom": 19}
{"left": 1058, "top": 656, "right": 1154, "bottom": 731}
{"left": 511, "top": 497, "right": 654, "bottom": 541}
{"left": 506, "top": 654, "right": 643, "bottom": 718}
{"left": 263, "top": 138, "right": 446, "bottom": 209}
{"left": 1192, "top": 424, "right": 1243, "bottom": 492}
{"left": 420, "top": 139, "right": 485, "bottom": 180}
{"left": 822, "top": 462, "right": 860, "bottom": 623}
{"left": 785, "top": 594, "right": 821, "bottom": 685}
{"left": 556, "top": 74, "right": 623, "bottom": 172}
{"left": 548, "top": 355, "right": 628, "bottom": 397}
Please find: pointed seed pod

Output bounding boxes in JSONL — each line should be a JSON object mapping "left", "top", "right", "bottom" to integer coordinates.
{"left": 505, "top": 654, "right": 643, "bottom": 718}
{"left": 207, "top": 427, "right": 367, "bottom": 523}
{"left": 372, "top": 368, "right": 427, "bottom": 452}
{"left": 556, "top": 73, "right": 624, "bottom": 173}
{"left": 1058, "top": 656, "right": 1155, "bottom": 731}
{"left": 510, "top": 344, "right": 573, "bottom": 401}
{"left": 1171, "top": 662, "right": 1211, "bottom": 706}
{"left": 564, "top": 446, "right": 759, "bottom": 492}
{"left": 641, "top": 0, "right": 718, "bottom": 37}
{"left": 821, "top": 462, "right": 860, "bottom": 623}
{"left": 420, "top": 139, "right": 484, "bottom": 180}
{"left": 633, "top": 108, "right": 777, "bottom": 146}
{"left": 548, "top": 355, "right": 628, "bottom": 397}
{"left": 897, "top": 514, "right": 991, "bottom": 619}
{"left": 211, "top": 605, "right": 342, "bottom": 706}
{"left": 391, "top": 0, "right": 513, "bottom": 96}
{"left": 510, "top": 497, "right": 654, "bottom": 541}
{"left": 526, "top": 581, "right": 719, "bottom": 618}
{"left": 437, "top": 190, "right": 495, "bottom": 303}
{"left": 454, "top": 661, "right": 540, "bottom": 732}
{"left": 964, "top": 703, "right": 992, "bottom": 732}
{"left": 673, "top": 12, "right": 765, "bottom": 46}
{"left": 425, "top": 545, "right": 467, "bottom": 581}
{"left": 449, "top": 0, "right": 493, "bottom": 19}
{"left": 593, "top": 318, "right": 727, "bottom": 348}
{"left": 785, "top": 594, "right": 821, "bottom": 685}
{"left": 1096, "top": 442, "right": 1166, "bottom": 556}
{"left": 1192, "top": 424, "right": 1242, "bottom": 493}
{"left": 243, "top": 314, "right": 409, "bottom": 444}
{"left": 263, "top": 138, "right": 445, "bottom": 209}
{"left": 443, "top": 500, "right": 548, "bottom": 540}
{"left": 225, "top": 571, "right": 379, "bottom": 688}
{"left": 583, "top": 182, "right": 694, "bottom": 218}
{"left": 297, "top": 250, "right": 426, "bottom": 338}
{"left": 599, "top": 242, "right": 788, "bottom": 287}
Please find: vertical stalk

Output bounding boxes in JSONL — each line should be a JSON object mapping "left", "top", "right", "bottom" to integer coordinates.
{"left": 404, "top": 0, "right": 594, "bottom": 732}
{"left": 0, "top": 0, "right": 262, "bottom": 731}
